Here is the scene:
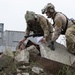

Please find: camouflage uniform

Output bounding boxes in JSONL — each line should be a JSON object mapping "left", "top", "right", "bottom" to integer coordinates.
{"left": 53, "top": 12, "right": 75, "bottom": 54}
{"left": 25, "top": 11, "right": 53, "bottom": 45}
{"left": 65, "top": 25, "right": 75, "bottom": 54}
{"left": 42, "top": 3, "right": 75, "bottom": 54}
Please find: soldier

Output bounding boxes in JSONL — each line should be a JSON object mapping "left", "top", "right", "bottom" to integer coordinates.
{"left": 41, "top": 3, "right": 75, "bottom": 55}
{"left": 20, "top": 10, "right": 53, "bottom": 50}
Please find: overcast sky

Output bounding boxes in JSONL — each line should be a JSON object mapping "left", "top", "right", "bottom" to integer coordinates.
{"left": 0, "top": 0, "right": 75, "bottom": 31}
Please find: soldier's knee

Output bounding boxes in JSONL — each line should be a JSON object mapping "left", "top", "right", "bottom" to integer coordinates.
{"left": 66, "top": 41, "right": 75, "bottom": 54}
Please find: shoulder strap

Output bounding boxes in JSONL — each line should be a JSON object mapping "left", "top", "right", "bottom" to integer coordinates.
{"left": 53, "top": 12, "right": 68, "bottom": 34}
{"left": 53, "top": 12, "right": 57, "bottom": 26}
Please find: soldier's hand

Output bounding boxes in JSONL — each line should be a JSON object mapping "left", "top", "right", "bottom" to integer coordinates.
{"left": 40, "top": 37, "right": 46, "bottom": 43}
{"left": 50, "top": 41, "right": 55, "bottom": 50}
{"left": 19, "top": 38, "right": 26, "bottom": 44}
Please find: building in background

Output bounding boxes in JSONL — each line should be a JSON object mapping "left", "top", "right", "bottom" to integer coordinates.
{"left": 4, "top": 30, "right": 25, "bottom": 47}
{"left": 0, "top": 23, "right": 4, "bottom": 46}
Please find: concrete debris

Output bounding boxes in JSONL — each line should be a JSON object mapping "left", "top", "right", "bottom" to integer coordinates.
{"left": 40, "top": 42, "right": 75, "bottom": 66}
{"left": 30, "top": 51, "right": 75, "bottom": 75}
{"left": 0, "top": 41, "right": 75, "bottom": 75}
{"left": 32, "top": 66, "right": 43, "bottom": 74}
{"left": 15, "top": 49, "right": 29, "bottom": 63}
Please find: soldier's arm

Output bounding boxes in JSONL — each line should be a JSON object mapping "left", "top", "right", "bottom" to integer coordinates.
{"left": 25, "top": 24, "right": 30, "bottom": 37}
{"left": 51, "top": 18, "right": 62, "bottom": 42}
{"left": 19, "top": 24, "right": 30, "bottom": 43}
{"left": 40, "top": 16, "right": 49, "bottom": 37}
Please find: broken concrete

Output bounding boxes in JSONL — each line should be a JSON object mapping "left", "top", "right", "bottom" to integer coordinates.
{"left": 30, "top": 52, "right": 75, "bottom": 75}
{"left": 40, "top": 42, "right": 75, "bottom": 66}
{"left": 0, "top": 41, "right": 75, "bottom": 75}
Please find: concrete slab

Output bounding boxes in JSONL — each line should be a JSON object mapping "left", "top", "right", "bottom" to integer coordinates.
{"left": 40, "top": 42, "right": 75, "bottom": 66}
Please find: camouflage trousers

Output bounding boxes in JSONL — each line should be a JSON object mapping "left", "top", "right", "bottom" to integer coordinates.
{"left": 65, "top": 25, "right": 75, "bottom": 55}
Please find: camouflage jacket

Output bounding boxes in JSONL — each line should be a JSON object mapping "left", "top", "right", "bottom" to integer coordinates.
{"left": 51, "top": 12, "right": 74, "bottom": 42}
{"left": 25, "top": 14, "right": 53, "bottom": 37}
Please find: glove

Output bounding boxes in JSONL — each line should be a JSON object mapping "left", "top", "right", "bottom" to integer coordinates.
{"left": 48, "top": 41, "right": 55, "bottom": 51}
{"left": 50, "top": 41, "right": 55, "bottom": 50}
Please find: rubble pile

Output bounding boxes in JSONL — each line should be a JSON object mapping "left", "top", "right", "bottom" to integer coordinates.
{"left": 0, "top": 45, "right": 51, "bottom": 75}
{"left": 0, "top": 44, "right": 75, "bottom": 75}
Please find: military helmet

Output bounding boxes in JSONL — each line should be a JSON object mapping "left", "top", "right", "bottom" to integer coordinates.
{"left": 25, "top": 11, "right": 36, "bottom": 22}
{"left": 41, "top": 3, "right": 55, "bottom": 14}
